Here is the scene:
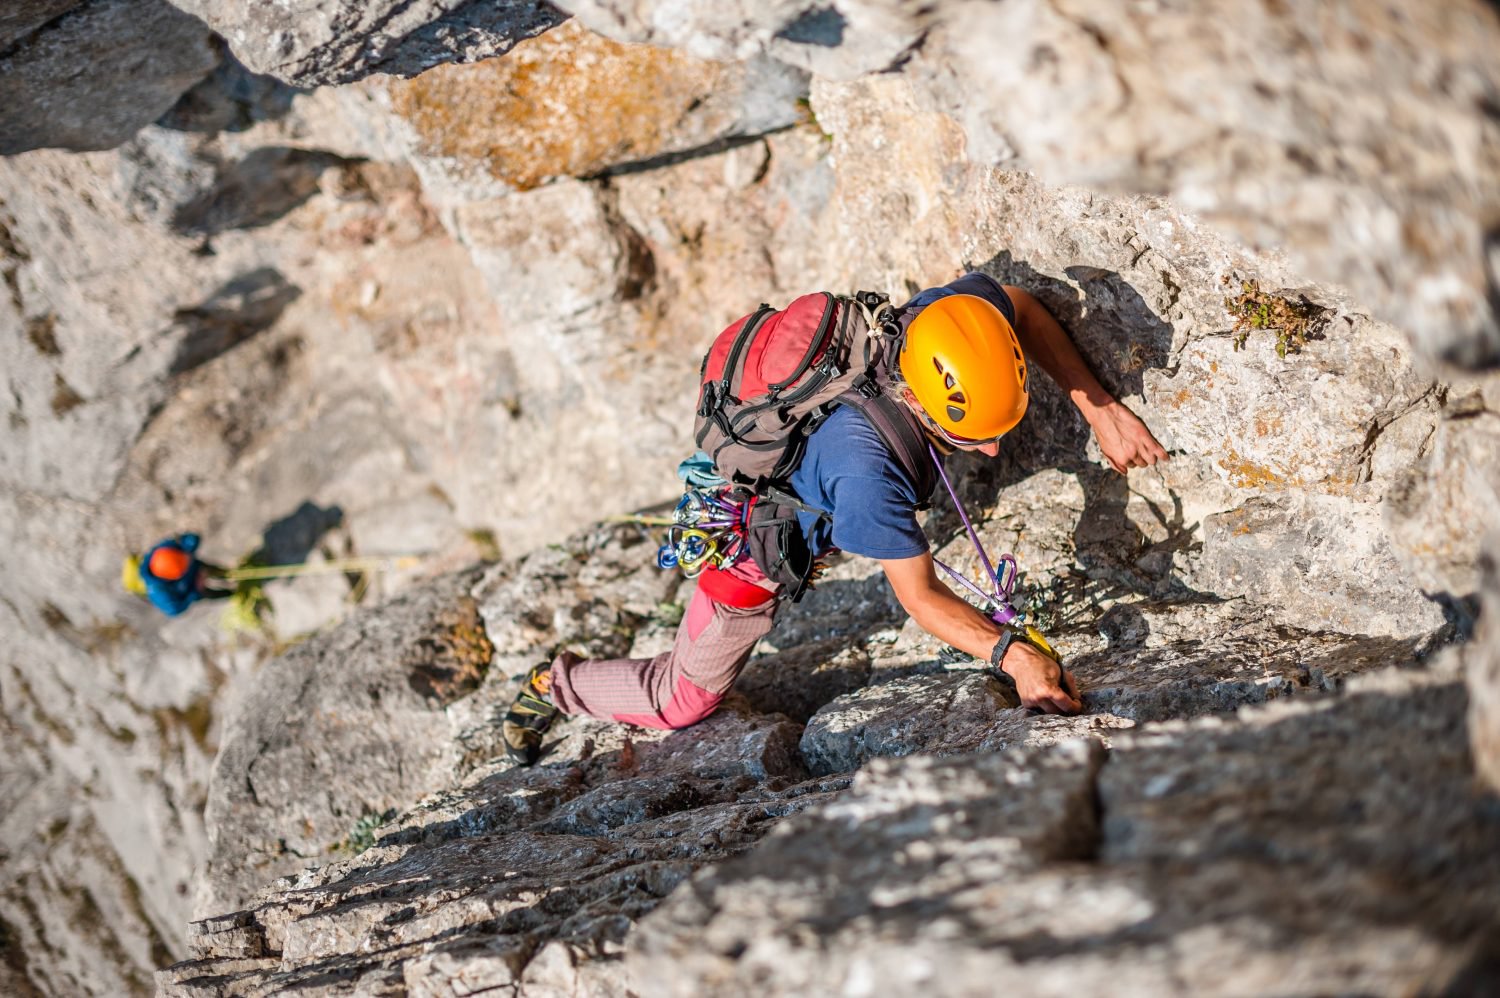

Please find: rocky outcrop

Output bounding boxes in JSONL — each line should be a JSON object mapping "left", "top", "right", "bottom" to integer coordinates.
{"left": 201, "top": 571, "right": 493, "bottom": 915}
{"left": 381, "top": 19, "right": 807, "bottom": 194}
{"left": 3, "top": 2, "right": 1499, "bottom": 994}
{"left": 632, "top": 665, "right": 1496, "bottom": 996}
{"left": 0, "top": 0, "right": 219, "bottom": 154}
{"left": 156, "top": 519, "right": 1499, "bottom": 994}
{"left": 156, "top": 433, "right": 1491, "bottom": 994}
{"left": 559, "top": 0, "right": 1500, "bottom": 368}
{"left": 165, "top": 0, "right": 567, "bottom": 86}
{"left": 12, "top": 0, "right": 1500, "bottom": 361}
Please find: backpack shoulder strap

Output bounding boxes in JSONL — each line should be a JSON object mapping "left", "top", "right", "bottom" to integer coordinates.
{"left": 838, "top": 385, "right": 938, "bottom": 507}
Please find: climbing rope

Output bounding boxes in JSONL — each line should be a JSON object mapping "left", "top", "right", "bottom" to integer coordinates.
{"left": 222, "top": 555, "right": 422, "bottom": 582}
{"left": 928, "top": 442, "right": 1060, "bottom": 660}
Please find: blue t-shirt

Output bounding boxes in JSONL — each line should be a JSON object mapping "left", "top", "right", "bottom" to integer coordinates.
{"left": 785, "top": 273, "right": 1017, "bottom": 561}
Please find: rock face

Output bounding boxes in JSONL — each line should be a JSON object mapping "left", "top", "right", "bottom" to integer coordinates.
{"left": 166, "top": 0, "right": 567, "bottom": 85}
{"left": 383, "top": 19, "right": 807, "bottom": 192}
{"left": 201, "top": 571, "right": 492, "bottom": 915}
{"left": 156, "top": 560, "right": 1500, "bottom": 997}
{"left": 631, "top": 666, "right": 1497, "bottom": 996}
{"left": 1471, "top": 541, "right": 1500, "bottom": 792}
{"left": 3, "top": 2, "right": 1499, "bottom": 995}
{"left": 560, "top": 0, "right": 1500, "bottom": 367}
{"left": 154, "top": 468, "right": 1492, "bottom": 995}
{"left": 0, "top": 0, "right": 219, "bottom": 154}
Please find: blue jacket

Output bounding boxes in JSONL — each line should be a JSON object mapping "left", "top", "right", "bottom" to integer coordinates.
{"left": 141, "top": 534, "right": 203, "bottom": 617}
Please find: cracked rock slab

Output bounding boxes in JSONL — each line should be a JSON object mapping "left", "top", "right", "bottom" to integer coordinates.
{"left": 627, "top": 741, "right": 1108, "bottom": 996}
{"left": 163, "top": 700, "right": 842, "bottom": 997}
{"left": 167, "top": 0, "right": 568, "bottom": 85}
{"left": 799, "top": 672, "right": 1020, "bottom": 775}
{"left": 199, "top": 569, "right": 492, "bottom": 917}
{"left": 0, "top": 0, "right": 219, "bottom": 154}
{"left": 627, "top": 667, "right": 1500, "bottom": 996}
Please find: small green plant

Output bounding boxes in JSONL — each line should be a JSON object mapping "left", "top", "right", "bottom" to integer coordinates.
{"left": 653, "top": 601, "right": 684, "bottom": 627}
{"left": 219, "top": 552, "right": 273, "bottom": 638}
{"left": 465, "top": 528, "right": 502, "bottom": 562}
{"left": 1223, "top": 277, "right": 1328, "bottom": 358}
{"left": 331, "top": 808, "right": 398, "bottom": 857}
{"left": 796, "top": 97, "right": 833, "bottom": 143}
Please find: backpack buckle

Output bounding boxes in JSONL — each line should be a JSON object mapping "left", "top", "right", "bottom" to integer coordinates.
{"left": 852, "top": 373, "right": 880, "bottom": 399}
{"left": 698, "top": 382, "right": 720, "bottom": 418}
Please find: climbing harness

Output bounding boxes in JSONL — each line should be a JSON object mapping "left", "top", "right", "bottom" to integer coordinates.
{"left": 928, "top": 442, "right": 1060, "bottom": 661}
{"left": 654, "top": 488, "right": 754, "bottom": 578}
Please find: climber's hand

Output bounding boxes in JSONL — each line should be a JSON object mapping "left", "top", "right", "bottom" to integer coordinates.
{"left": 1001, "top": 642, "right": 1081, "bottom": 715}
{"left": 1089, "top": 401, "right": 1169, "bottom": 475}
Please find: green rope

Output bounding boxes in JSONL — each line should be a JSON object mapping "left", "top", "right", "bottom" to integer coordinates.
{"left": 223, "top": 556, "right": 421, "bottom": 582}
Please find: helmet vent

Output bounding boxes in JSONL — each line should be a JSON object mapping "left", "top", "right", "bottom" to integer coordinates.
{"left": 932, "top": 357, "right": 945, "bottom": 375}
{"left": 946, "top": 405, "right": 965, "bottom": 422}
{"left": 948, "top": 391, "right": 966, "bottom": 405}
{"left": 943, "top": 372, "right": 956, "bottom": 390}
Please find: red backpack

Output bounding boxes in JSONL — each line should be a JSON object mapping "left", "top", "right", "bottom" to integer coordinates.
{"left": 692, "top": 291, "right": 937, "bottom": 600}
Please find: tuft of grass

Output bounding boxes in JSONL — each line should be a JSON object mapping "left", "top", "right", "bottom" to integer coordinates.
{"left": 330, "top": 808, "right": 398, "bottom": 856}
{"left": 796, "top": 97, "right": 833, "bottom": 143}
{"left": 653, "top": 601, "right": 684, "bottom": 627}
{"left": 219, "top": 553, "right": 273, "bottom": 638}
{"left": 466, "top": 528, "right": 502, "bottom": 562}
{"left": 1223, "top": 277, "right": 1329, "bottom": 358}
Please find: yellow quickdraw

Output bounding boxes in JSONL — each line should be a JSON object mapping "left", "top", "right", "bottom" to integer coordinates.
{"left": 1023, "top": 624, "right": 1060, "bottom": 662}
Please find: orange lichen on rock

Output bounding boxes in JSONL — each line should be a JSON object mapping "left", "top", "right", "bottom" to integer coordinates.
{"left": 1219, "top": 446, "right": 1292, "bottom": 489}
{"left": 387, "top": 21, "right": 738, "bottom": 190}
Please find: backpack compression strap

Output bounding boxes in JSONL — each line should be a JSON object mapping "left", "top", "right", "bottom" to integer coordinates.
{"left": 838, "top": 384, "right": 939, "bottom": 507}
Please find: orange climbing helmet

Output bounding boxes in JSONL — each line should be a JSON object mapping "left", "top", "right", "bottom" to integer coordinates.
{"left": 148, "top": 545, "right": 193, "bottom": 581}
{"left": 898, "top": 293, "right": 1028, "bottom": 445}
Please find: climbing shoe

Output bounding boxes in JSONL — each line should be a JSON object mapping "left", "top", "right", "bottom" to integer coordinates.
{"left": 502, "top": 662, "right": 558, "bottom": 766}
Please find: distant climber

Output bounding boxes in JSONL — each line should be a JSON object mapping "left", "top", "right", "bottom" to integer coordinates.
{"left": 503, "top": 272, "right": 1169, "bottom": 764}
{"left": 122, "top": 533, "right": 236, "bottom": 617}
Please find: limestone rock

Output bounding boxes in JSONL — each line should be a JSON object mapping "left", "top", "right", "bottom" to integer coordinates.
{"left": 0, "top": 0, "right": 219, "bottom": 154}
{"left": 556, "top": 0, "right": 926, "bottom": 80}
{"left": 627, "top": 741, "right": 1109, "bottom": 995}
{"left": 800, "top": 672, "right": 1017, "bottom": 775}
{"left": 1384, "top": 378, "right": 1500, "bottom": 597}
{"left": 200, "top": 570, "right": 492, "bottom": 915}
{"left": 905, "top": 0, "right": 1500, "bottom": 368}
{"left": 627, "top": 669, "right": 1500, "bottom": 996}
{"left": 166, "top": 0, "right": 567, "bottom": 85}
{"left": 161, "top": 701, "right": 834, "bottom": 996}
{"left": 1470, "top": 541, "right": 1500, "bottom": 792}
{"left": 1194, "top": 493, "right": 1448, "bottom": 637}
{"left": 0, "top": 0, "right": 83, "bottom": 50}
{"left": 383, "top": 19, "right": 808, "bottom": 196}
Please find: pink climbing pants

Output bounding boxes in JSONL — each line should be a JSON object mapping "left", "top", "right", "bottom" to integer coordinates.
{"left": 547, "top": 558, "right": 779, "bottom": 730}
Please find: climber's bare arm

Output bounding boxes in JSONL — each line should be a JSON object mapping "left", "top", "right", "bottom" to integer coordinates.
{"left": 1002, "top": 284, "right": 1169, "bottom": 474}
{"left": 879, "top": 552, "right": 1081, "bottom": 715}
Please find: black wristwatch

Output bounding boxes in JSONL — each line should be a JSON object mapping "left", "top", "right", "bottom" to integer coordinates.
{"left": 989, "top": 627, "right": 1021, "bottom": 671}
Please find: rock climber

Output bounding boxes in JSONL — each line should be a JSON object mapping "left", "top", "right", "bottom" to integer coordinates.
{"left": 503, "top": 272, "right": 1169, "bottom": 764}
{"left": 122, "top": 532, "right": 237, "bottom": 617}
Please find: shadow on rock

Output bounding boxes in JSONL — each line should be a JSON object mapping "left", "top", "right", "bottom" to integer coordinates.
{"left": 156, "top": 45, "right": 303, "bottom": 134}
{"left": 922, "top": 251, "right": 1195, "bottom": 603}
{"left": 252, "top": 500, "right": 344, "bottom": 566}
{"left": 171, "top": 146, "right": 355, "bottom": 237}
{"left": 169, "top": 267, "right": 300, "bottom": 375}
{"left": 628, "top": 673, "right": 1500, "bottom": 994}
{"left": 738, "top": 572, "right": 907, "bottom": 722}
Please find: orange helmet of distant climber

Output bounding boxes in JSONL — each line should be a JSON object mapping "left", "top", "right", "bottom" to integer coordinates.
{"left": 148, "top": 546, "right": 193, "bottom": 581}
{"left": 898, "top": 293, "right": 1028, "bottom": 445}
